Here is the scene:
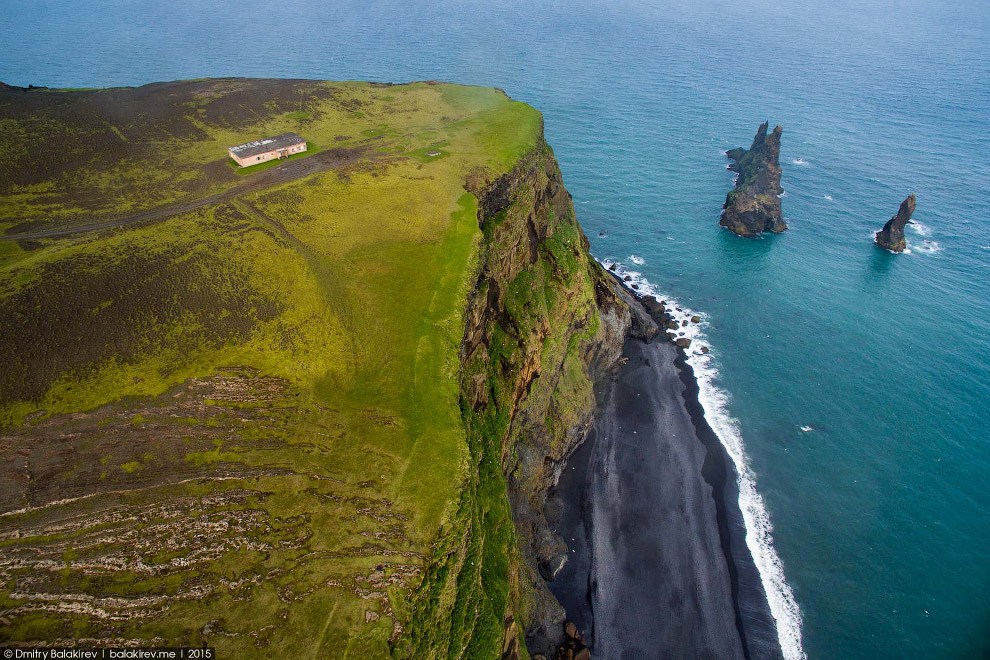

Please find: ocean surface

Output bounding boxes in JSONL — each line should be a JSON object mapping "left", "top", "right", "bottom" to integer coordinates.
{"left": 3, "top": 0, "right": 989, "bottom": 656}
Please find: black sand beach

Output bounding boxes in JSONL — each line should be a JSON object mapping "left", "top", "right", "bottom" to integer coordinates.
{"left": 549, "top": 338, "right": 782, "bottom": 659}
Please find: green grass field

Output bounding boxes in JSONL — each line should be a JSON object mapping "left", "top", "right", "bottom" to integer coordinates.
{"left": 0, "top": 79, "right": 541, "bottom": 656}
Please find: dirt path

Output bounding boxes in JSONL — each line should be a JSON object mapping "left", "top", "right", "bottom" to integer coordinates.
{"left": 1, "top": 146, "right": 373, "bottom": 241}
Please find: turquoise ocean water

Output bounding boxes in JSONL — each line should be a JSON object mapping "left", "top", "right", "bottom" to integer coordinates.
{"left": 2, "top": 0, "right": 989, "bottom": 656}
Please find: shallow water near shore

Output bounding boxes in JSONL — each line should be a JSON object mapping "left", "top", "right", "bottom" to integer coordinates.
{"left": 4, "top": 0, "right": 990, "bottom": 657}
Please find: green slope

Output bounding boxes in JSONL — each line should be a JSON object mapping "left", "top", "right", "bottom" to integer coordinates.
{"left": 0, "top": 79, "right": 540, "bottom": 656}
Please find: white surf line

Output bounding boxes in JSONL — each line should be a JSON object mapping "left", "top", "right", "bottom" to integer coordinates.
{"left": 598, "top": 256, "right": 807, "bottom": 660}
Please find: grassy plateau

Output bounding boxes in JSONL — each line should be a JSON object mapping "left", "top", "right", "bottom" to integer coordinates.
{"left": 0, "top": 78, "right": 542, "bottom": 657}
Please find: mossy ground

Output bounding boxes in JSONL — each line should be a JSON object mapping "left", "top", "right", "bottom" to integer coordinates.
{"left": 0, "top": 79, "right": 540, "bottom": 657}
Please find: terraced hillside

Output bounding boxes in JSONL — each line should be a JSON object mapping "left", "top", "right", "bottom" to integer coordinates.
{"left": 0, "top": 78, "right": 546, "bottom": 655}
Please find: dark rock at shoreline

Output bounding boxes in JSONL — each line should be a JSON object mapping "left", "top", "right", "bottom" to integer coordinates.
{"left": 691, "top": 315, "right": 701, "bottom": 323}
{"left": 553, "top": 621, "right": 590, "bottom": 660}
{"left": 720, "top": 122, "right": 786, "bottom": 236}
{"left": 875, "top": 194, "right": 916, "bottom": 253}
{"left": 641, "top": 295, "right": 665, "bottom": 317}
{"left": 676, "top": 337, "right": 692, "bottom": 349}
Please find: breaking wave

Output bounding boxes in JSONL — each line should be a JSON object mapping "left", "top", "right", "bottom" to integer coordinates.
{"left": 910, "top": 239, "right": 943, "bottom": 255}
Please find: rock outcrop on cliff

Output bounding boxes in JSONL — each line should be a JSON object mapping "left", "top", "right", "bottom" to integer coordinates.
{"left": 721, "top": 122, "right": 786, "bottom": 236}
{"left": 875, "top": 194, "right": 916, "bottom": 252}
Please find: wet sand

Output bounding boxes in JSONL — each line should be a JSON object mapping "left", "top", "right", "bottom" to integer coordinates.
{"left": 550, "top": 339, "right": 782, "bottom": 659}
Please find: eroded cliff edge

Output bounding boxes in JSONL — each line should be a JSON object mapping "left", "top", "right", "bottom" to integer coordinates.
{"left": 406, "top": 133, "right": 656, "bottom": 658}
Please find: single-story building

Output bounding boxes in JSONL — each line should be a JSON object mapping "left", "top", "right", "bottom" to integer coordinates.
{"left": 228, "top": 132, "right": 307, "bottom": 167}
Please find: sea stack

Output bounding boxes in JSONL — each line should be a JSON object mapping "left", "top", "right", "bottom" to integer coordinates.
{"left": 874, "top": 194, "right": 916, "bottom": 253}
{"left": 720, "top": 122, "right": 786, "bottom": 236}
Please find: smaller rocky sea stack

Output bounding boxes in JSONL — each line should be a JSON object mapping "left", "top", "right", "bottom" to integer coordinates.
{"left": 874, "top": 194, "right": 917, "bottom": 253}
{"left": 721, "top": 121, "right": 786, "bottom": 236}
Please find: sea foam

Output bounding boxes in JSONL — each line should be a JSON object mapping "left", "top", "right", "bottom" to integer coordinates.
{"left": 598, "top": 256, "right": 807, "bottom": 660}
{"left": 910, "top": 239, "right": 943, "bottom": 255}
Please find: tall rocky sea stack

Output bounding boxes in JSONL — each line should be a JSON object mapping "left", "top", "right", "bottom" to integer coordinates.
{"left": 875, "top": 194, "right": 917, "bottom": 252}
{"left": 720, "top": 121, "right": 786, "bottom": 236}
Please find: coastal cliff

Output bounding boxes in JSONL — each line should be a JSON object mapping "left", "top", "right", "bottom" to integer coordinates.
{"left": 2, "top": 79, "right": 629, "bottom": 658}
{"left": 721, "top": 122, "right": 786, "bottom": 236}
{"left": 406, "top": 135, "right": 657, "bottom": 657}
{"left": 0, "top": 79, "right": 757, "bottom": 660}
{"left": 875, "top": 194, "right": 916, "bottom": 252}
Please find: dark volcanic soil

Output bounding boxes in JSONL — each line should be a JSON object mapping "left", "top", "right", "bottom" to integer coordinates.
{"left": 549, "top": 339, "right": 783, "bottom": 659}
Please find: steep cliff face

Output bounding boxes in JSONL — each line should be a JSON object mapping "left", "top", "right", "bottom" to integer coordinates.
{"left": 406, "top": 134, "right": 655, "bottom": 658}
{"left": 721, "top": 122, "right": 787, "bottom": 236}
{"left": 875, "top": 194, "right": 916, "bottom": 252}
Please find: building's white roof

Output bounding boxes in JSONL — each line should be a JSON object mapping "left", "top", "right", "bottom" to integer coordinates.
{"left": 228, "top": 132, "right": 305, "bottom": 158}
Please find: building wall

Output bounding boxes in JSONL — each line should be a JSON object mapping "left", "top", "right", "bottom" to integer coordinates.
{"left": 229, "top": 141, "right": 307, "bottom": 168}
